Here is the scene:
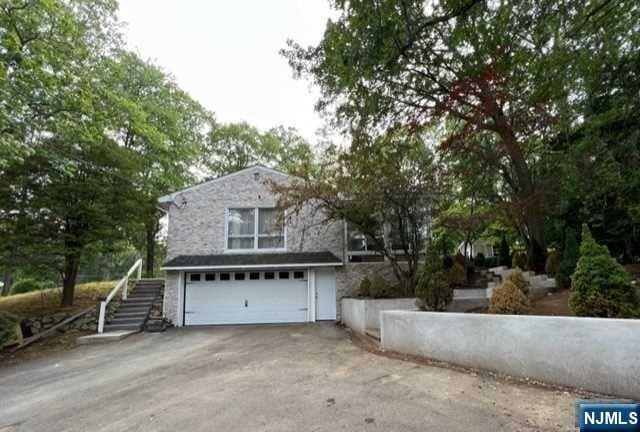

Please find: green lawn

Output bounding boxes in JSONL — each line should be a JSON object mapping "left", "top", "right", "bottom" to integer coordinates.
{"left": 0, "top": 282, "right": 116, "bottom": 318}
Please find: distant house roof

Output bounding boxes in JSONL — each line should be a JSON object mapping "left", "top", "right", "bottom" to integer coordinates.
{"left": 161, "top": 251, "right": 343, "bottom": 270}
{"left": 158, "top": 164, "right": 292, "bottom": 209}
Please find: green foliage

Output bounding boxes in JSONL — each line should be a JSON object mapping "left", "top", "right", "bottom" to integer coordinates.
{"left": 274, "top": 129, "right": 439, "bottom": 295}
{"left": 447, "top": 261, "right": 466, "bottom": 287}
{"left": 505, "top": 271, "right": 530, "bottom": 296}
{"left": 203, "top": 123, "right": 313, "bottom": 177}
{"left": 366, "top": 275, "right": 400, "bottom": 299}
{"left": 415, "top": 246, "right": 452, "bottom": 311}
{"left": 511, "top": 252, "right": 527, "bottom": 270}
{"left": 357, "top": 277, "right": 372, "bottom": 297}
{"left": 10, "top": 278, "right": 44, "bottom": 295}
{"left": 545, "top": 250, "right": 559, "bottom": 275}
{"left": 557, "top": 228, "right": 580, "bottom": 289}
{"left": 499, "top": 236, "right": 511, "bottom": 267}
{"left": 0, "top": 311, "right": 20, "bottom": 347}
{"left": 489, "top": 281, "right": 531, "bottom": 315}
{"left": 569, "top": 225, "right": 639, "bottom": 318}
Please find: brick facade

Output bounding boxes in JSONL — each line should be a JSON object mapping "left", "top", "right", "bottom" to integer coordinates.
{"left": 161, "top": 166, "right": 394, "bottom": 324}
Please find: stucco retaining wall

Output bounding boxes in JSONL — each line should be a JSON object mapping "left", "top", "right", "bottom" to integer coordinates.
{"left": 341, "top": 297, "right": 417, "bottom": 334}
{"left": 380, "top": 311, "right": 640, "bottom": 398}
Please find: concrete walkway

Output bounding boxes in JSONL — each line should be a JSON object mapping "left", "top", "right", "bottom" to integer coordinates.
{"left": 0, "top": 324, "right": 580, "bottom": 431}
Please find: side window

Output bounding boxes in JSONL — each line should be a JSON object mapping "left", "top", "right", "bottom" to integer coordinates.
{"left": 279, "top": 271, "right": 290, "bottom": 280}
{"left": 205, "top": 273, "right": 215, "bottom": 281}
{"left": 249, "top": 272, "right": 260, "bottom": 280}
{"left": 293, "top": 271, "right": 305, "bottom": 279}
{"left": 264, "top": 272, "right": 275, "bottom": 280}
{"left": 234, "top": 272, "right": 246, "bottom": 281}
{"left": 189, "top": 273, "right": 201, "bottom": 282}
{"left": 219, "top": 273, "right": 230, "bottom": 281}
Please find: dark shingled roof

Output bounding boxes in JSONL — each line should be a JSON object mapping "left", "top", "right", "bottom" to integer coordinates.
{"left": 163, "top": 251, "right": 343, "bottom": 269}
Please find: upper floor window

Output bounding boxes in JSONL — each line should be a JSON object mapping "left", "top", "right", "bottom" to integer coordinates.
{"left": 227, "top": 208, "right": 285, "bottom": 250}
{"left": 347, "top": 222, "right": 384, "bottom": 253}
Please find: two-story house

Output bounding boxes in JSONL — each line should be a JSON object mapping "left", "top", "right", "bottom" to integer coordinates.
{"left": 159, "top": 164, "right": 396, "bottom": 326}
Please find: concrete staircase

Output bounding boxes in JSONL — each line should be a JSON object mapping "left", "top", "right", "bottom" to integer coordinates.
{"left": 104, "top": 279, "right": 164, "bottom": 333}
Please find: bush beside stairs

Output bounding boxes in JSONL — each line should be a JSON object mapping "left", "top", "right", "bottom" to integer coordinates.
{"left": 104, "top": 279, "right": 164, "bottom": 332}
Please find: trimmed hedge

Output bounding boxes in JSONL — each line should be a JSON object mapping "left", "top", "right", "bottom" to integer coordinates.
{"left": 415, "top": 247, "right": 452, "bottom": 311}
{"left": 569, "top": 225, "right": 639, "bottom": 318}
{"left": 489, "top": 280, "right": 531, "bottom": 315}
{"left": 505, "top": 270, "right": 530, "bottom": 295}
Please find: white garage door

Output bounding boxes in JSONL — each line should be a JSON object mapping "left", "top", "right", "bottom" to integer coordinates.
{"left": 184, "top": 270, "right": 309, "bottom": 325}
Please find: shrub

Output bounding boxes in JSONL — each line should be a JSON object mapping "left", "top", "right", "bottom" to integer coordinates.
{"left": 0, "top": 311, "right": 20, "bottom": 347}
{"left": 369, "top": 274, "right": 392, "bottom": 299}
{"left": 569, "top": 225, "right": 640, "bottom": 318}
{"left": 557, "top": 227, "right": 579, "bottom": 289}
{"left": 505, "top": 270, "right": 529, "bottom": 295}
{"left": 474, "top": 252, "right": 486, "bottom": 267}
{"left": 443, "top": 255, "right": 454, "bottom": 269}
{"left": 447, "top": 261, "right": 466, "bottom": 287}
{"left": 415, "top": 246, "right": 452, "bottom": 311}
{"left": 10, "top": 278, "right": 44, "bottom": 295}
{"left": 454, "top": 252, "right": 466, "bottom": 267}
{"left": 545, "top": 250, "right": 559, "bottom": 275}
{"left": 511, "top": 251, "right": 527, "bottom": 270}
{"left": 489, "top": 280, "right": 531, "bottom": 314}
{"left": 498, "top": 236, "right": 511, "bottom": 267}
{"left": 358, "top": 277, "right": 372, "bottom": 297}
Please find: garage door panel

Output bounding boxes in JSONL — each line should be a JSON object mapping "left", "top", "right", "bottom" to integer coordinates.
{"left": 185, "top": 273, "right": 309, "bottom": 325}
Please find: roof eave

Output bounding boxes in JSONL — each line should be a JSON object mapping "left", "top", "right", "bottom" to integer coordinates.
{"left": 161, "top": 262, "right": 344, "bottom": 271}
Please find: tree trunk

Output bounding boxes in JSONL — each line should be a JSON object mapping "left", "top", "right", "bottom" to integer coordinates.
{"left": 495, "top": 121, "right": 547, "bottom": 271}
{"left": 61, "top": 253, "right": 80, "bottom": 307}
{"left": 1, "top": 271, "right": 12, "bottom": 296}
{"left": 145, "top": 218, "right": 160, "bottom": 278}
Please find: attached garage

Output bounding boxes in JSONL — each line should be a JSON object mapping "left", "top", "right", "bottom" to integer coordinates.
{"left": 185, "top": 270, "right": 309, "bottom": 325}
{"left": 162, "top": 252, "right": 342, "bottom": 326}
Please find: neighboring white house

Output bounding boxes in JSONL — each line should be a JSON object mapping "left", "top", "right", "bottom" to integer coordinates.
{"left": 158, "top": 165, "right": 400, "bottom": 327}
{"left": 457, "top": 240, "right": 495, "bottom": 259}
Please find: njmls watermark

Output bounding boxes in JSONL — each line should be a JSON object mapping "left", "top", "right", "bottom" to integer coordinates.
{"left": 575, "top": 399, "right": 639, "bottom": 431}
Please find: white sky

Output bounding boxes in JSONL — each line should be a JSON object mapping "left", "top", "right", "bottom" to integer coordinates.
{"left": 117, "top": 0, "right": 334, "bottom": 146}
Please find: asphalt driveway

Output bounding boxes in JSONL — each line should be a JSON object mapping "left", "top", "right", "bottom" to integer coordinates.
{"left": 0, "top": 324, "right": 580, "bottom": 431}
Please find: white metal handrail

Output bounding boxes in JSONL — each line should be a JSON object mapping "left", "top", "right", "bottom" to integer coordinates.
{"left": 97, "top": 258, "right": 143, "bottom": 333}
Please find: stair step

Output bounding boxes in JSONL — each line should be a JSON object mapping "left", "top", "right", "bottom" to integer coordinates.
{"left": 117, "top": 306, "right": 151, "bottom": 313}
{"left": 104, "top": 323, "right": 143, "bottom": 332}
{"left": 110, "top": 317, "right": 146, "bottom": 325}
{"left": 123, "top": 296, "right": 155, "bottom": 303}
{"left": 115, "top": 311, "right": 149, "bottom": 318}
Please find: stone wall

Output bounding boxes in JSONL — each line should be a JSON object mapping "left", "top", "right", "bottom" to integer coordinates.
{"left": 381, "top": 311, "right": 640, "bottom": 399}
{"left": 336, "top": 261, "right": 397, "bottom": 299}
{"left": 21, "top": 300, "right": 120, "bottom": 336}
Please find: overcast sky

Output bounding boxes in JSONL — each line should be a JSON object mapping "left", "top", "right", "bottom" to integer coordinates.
{"left": 117, "top": 0, "right": 334, "bottom": 145}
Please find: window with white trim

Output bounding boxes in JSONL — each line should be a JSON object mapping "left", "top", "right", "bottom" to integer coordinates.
{"left": 227, "top": 208, "right": 285, "bottom": 250}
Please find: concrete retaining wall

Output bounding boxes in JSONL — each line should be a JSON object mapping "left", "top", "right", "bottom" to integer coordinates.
{"left": 341, "top": 298, "right": 416, "bottom": 334}
{"left": 380, "top": 311, "right": 640, "bottom": 398}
